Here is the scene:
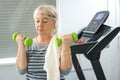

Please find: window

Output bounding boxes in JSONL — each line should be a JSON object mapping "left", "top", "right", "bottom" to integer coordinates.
{"left": 0, "top": 0, "right": 56, "bottom": 58}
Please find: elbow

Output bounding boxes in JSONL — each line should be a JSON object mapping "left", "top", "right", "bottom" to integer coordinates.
{"left": 60, "top": 66, "right": 72, "bottom": 75}
{"left": 16, "top": 66, "right": 27, "bottom": 75}
{"left": 60, "top": 62, "right": 72, "bottom": 71}
{"left": 16, "top": 60, "right": 27, "bottom": 71}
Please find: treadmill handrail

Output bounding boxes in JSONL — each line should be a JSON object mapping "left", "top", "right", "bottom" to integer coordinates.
{"left": 70, "top": 41, "right": 98, "bottom": 54}
{"left": 86, "top": 27, "right": 120, "bottom": 55}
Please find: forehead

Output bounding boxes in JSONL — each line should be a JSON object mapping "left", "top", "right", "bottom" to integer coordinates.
{"left": 34, "top": 14, "right": 50, "bottom": 20}
{"left": 34, "top": 9, "right": 52, "bottom": 19}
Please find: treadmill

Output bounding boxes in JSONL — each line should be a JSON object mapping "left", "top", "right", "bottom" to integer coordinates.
{"left": 70, "top": 11, "right": 120, "bottom": 80}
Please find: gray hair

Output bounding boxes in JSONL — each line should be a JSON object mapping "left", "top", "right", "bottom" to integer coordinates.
{"left": 33, "top": 5, "right": 57, "bottom": 34}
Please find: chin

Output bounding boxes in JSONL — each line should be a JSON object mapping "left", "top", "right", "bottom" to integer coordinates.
{"left": 38, "top": 32, "right": 46, "bottom": 35}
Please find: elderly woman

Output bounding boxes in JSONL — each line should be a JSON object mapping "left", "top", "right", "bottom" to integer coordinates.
{"left": 15, "top": 5, "right": 72, "bottom": 80}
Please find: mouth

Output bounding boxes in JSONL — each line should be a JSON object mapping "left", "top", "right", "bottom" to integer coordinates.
{"left": 38, "top": 29, "right": 45, "bottom": 32}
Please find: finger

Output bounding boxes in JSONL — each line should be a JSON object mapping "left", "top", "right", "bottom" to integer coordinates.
{"left": 16, "top": 34, "right": 25, "bottom": 40}
{"left": 19, "top": 34, "right": 26, "bottom": 38}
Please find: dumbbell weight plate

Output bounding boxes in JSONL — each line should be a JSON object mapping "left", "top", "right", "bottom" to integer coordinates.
{"left": 12, "top": 32, "right": 19, "bottom": 41}
{"left": 72, "top": 32, "right": 78, "bottom": 42}
{"left": 54, "top": 37, "right": 62, "bottom": 47}
{"left": 24, "top": 37, "right": 32, "bottom": 47}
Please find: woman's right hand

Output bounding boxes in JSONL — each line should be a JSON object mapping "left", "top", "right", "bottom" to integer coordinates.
{"left": 16, "top": 34, "right": 28, "bottom": 70}
{"left": 16, "top": 34, "right": 26, "bottom": 46}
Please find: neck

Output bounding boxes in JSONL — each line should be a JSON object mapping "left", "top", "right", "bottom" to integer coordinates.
{"left": 36, "top": 34, "right": 53, "bottom": 44}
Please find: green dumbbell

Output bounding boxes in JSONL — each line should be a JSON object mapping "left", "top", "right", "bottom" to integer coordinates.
{"left": 12, "top": 32, "right": 32, "bottom": 47}
{"left": 54, "top": 32, "right": 78, "bottom": 47}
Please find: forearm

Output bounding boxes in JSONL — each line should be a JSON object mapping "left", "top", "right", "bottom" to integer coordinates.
{"left": 60, "top": 46, "right": 72, "bottom": 70}
{"left": 16, "top": 45, "right": 27, "bottom": 70}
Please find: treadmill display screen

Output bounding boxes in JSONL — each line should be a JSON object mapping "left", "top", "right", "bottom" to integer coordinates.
{"left": 95, "top": 13, "right": 104, "bottom": 20}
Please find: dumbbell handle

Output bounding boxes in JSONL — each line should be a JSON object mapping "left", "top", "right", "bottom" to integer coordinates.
{"left": 54, "top": 32, "right": 78, "bottom": 47}
{"left": 12, "top": 32, "right": 32, "bottom": 47}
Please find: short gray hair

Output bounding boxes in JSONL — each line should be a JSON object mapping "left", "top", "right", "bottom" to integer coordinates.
{"left": 33, "top": 5, "right": 57, "bottom": 34}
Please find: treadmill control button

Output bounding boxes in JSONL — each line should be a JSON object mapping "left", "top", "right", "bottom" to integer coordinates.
{"left": 77, "top": 39, "right": 84, "bottom": 44}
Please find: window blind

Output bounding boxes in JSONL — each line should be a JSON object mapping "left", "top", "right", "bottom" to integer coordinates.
{"left": 0, "top": 0, "right": 56, "bottom": 58}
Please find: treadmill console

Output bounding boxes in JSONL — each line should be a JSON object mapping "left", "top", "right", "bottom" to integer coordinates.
{"left": 78, "top": 11, "right": 110, "bottom": 43}
{"left": 83, "top": 11, "right": 109, "bottom": 34}
{"left": 70, "top": 10, "right": 120, "bottom": 80}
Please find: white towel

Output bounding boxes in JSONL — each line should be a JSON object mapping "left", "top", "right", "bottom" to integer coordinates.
{"left": 44, "top": 34, "right": 61, "bottom": 80}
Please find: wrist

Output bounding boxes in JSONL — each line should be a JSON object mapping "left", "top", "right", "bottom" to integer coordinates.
{"left": 62, "top": 45, "right": 70, "bottom": 51}
{"left": 61, "top": 51, "right": 71, "bottom": 56}
{"left": 18, "top": 43, "right": 25, "bottom": 48}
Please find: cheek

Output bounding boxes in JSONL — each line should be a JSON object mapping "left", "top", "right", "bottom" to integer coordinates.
{"left": 49, "top": 24, "right": 55, "bottom": 30}
{"left": 50, "top": 21, "right": 55, "bottom": 29}
{"left": 35, "top": 26, "right": 39, "bottom": 32}
{"left": 35, "top": 23, "right": 39, "bottom": 30}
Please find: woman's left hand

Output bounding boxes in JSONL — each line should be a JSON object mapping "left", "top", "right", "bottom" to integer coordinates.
{"left": 61, "top": 34, "right": 73, "bottom": 51}
{"left": 60, "top": 34, "right": 73, "bottom": 70}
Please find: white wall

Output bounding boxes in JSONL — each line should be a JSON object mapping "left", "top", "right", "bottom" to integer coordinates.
{"left": 57, "top": 0, "right": 108, "bottom": 34}
{"left": 57, "top": 0, "right": 120, "bottom": 80}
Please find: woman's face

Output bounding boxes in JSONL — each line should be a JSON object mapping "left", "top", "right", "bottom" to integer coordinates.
{"left": 34, "top": 13, "right": 55, "bottom": 36}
